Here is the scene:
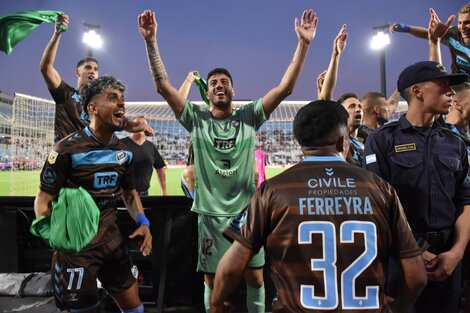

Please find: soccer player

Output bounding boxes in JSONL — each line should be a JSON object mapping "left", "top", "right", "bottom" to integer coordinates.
{"left": 138, "top": 8, "right": 318, "bottom": 312}
{"left": 34, "top": 76, "right": 152, "bottom": 313}
{"left": 390, "top": 3, "right": 470, "bottom": 76}
{"left": 356, "top": 90, "right": 400, "bottom": 144}
{"left": 121, "top": 116, "right": 167, "bottom": 196}
{"left": 211, "top": 100, "right": 427, "bottom": 313}
{"left": 337, "top": 93, "right": 364, "bottom": 166}
{"left": 40, "top": 13, "right": 153, "bottom": 143}
{"left": 364, "top": 61, "right": 470, "bottom": 313}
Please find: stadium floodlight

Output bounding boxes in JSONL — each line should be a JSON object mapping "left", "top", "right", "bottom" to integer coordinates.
{"left": 370, "top": 31, "right": 390, "bottom": 50}
{"left": 370, "top": 25, "right": 391, "bottom": 97}
{"left": 82, "top": 22, "right": 102, "bottom": 57}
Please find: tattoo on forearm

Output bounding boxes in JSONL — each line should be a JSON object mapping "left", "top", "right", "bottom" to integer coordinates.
{"left": 146, "top": 40, "right": 168, "bottom": 82}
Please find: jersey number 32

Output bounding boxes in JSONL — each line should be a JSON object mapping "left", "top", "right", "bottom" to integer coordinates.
{"left": 298, "top": 221, "right": 378, "bottom": 310}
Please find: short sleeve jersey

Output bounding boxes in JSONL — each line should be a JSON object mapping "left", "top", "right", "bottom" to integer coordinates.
{"left": 178, "top": 99, "right": 267, "bottom": 216}
{"left": 441, "top": 26, "right": 470, "bottom": 76}
{"left": 39, "top": 127, "right": 136, "bottom": 248}
{"left": 225, "top": 156, "right": 420, "bottom": 313}
{"left": 49, "top": 80, "right": 89, "bottom": 143}
{"left": 121, "top": 137, "right": 166, "bottom": 193}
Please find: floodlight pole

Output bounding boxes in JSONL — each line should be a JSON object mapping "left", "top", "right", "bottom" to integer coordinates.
{"left": 380, "top": 49, "right": 386, "bottom": 97}
{"left": 373, "top": 24, "right": 390, "bottom": 98}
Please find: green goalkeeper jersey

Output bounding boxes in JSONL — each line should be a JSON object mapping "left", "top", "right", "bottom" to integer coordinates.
{"left": 178, "top": 99, "right": 268, "bottom": 216}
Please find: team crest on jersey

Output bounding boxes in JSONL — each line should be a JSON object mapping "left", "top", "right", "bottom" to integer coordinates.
{"left": 131, "top": 265, "right": 139, "bottom": 279}
{"left": 116, "top": 151, "right": 127, "bottom": 165}
{"left": 47, "top": 151, "right": 58, "bottom": 165}
{"left": 230, "top": 120, "right": 240, "bottom": 127}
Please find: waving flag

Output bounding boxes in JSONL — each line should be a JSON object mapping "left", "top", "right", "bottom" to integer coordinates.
{"left": 0, "top": 10, "right": 66, "bottom": 55}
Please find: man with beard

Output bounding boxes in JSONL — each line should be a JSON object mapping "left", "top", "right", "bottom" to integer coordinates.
{"left": 40, "top": 13, "right": 152, "bottom": 143}
{"left": 357, "top": 91, "right": 400, "bottom": 144}
{"left": 33, "top": 76, "right": 152, "bottom": 313}
{"left": 138, "top": 8, "right": 318, "bottom": 312}
{"left": 337, "top": 93, "right": 364, "bottom": 166}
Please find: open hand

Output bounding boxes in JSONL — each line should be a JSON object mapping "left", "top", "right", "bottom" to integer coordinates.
{"left": 295, "top": 9, "right": 318, "bottom": 44}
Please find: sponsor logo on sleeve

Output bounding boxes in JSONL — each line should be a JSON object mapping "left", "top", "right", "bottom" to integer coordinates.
{"left": 42, "top": 166, "right": 56, "bottom": 185}
{"left": 47, "top": 151, "right": 58, "bottom": 165}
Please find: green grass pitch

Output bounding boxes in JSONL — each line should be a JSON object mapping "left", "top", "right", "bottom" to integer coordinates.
{"left": 0, "top": 167, "right": 287, "bottom": 197}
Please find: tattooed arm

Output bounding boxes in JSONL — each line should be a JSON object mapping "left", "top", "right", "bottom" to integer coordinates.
{"left": 138, "top": 10, "right": 186, "bottom": 117}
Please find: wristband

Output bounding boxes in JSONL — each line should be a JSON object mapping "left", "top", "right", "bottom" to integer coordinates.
{"left": 394, "top": 23, "right": 410, "bottom": 33}
{"left": 136, "top": 213, "right": 150, "bottom": 228}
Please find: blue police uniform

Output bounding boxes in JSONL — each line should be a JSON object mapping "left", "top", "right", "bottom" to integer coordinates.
{"left": 364, "top": 114, "right": 470, "bottom": 313}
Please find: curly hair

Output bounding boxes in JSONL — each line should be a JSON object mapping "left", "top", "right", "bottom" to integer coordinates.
{"left": 80, "top": 76, "right": 126, "bottom": 115}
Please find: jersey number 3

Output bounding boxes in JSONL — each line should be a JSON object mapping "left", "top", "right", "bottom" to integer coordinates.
{"left": 298, "top": 221, "right": 378, "bottom": 310}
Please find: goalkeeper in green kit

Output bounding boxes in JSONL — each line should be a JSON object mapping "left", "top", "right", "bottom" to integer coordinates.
{"left": 138, "top": 8, "right": 318, "bottom": 312}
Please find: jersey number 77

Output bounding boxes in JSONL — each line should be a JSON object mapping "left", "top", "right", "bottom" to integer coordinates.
{"left": 298, "top": 221, "right": 379, "bottom": 310}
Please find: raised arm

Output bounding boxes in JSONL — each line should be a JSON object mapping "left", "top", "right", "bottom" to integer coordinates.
{"left": 318, "top": 24, "right": 348, "bottom": 100}
{"left": 315, "top": 70, "right": 326, "bottom": 99}
{"left": 40, "top": 14, "right": 68, "bottom": 90}
{"left": 138, "top": 10, "right": 186, "bottom": 117}
{"left": 179, "top": 71, "right": 200, "bottom": 99}
{"left": 389, "top": 22, "right": 428, "bottom": 40}
{"left": 428, "top": 8, "right": 454, "bottom": 63}
{"left": 386, "top": 89, "right": 400, "bottom": 120}
{"left": 262, "top": 9, "right": 318, "bottom": 116}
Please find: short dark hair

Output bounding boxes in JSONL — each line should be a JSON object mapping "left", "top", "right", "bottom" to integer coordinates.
{"left": 207, "top": 68, "right": 233, "bottom": 85}
{"left": 80, "top": 76, "right": 126, "bottom": 115}
{"left": 76, "top": 57, "right": 99, "bottom": 69}
{"left": 293, "top": 100, "right": 349, "bottom": 147}
{"left": 361, "top": 92, "right": 386, "bottom": 113}
{"left": 337, "top": 92, "right": 359, "bottom": 104}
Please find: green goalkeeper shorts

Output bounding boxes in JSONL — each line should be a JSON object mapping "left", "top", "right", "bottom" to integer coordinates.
{"left": 197, "top": 214, "right": 265, "bottom": 274}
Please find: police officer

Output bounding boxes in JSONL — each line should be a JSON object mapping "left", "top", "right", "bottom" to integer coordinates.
{"left": 364, "top": 61, "right": 470, "bottom": 313}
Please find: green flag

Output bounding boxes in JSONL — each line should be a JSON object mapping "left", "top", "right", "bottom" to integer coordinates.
{"left": 193, "top": 71, "right": 209, "bottom": 104}
{"left": 0, "top": 10, "right": 66, "bottom": 55}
